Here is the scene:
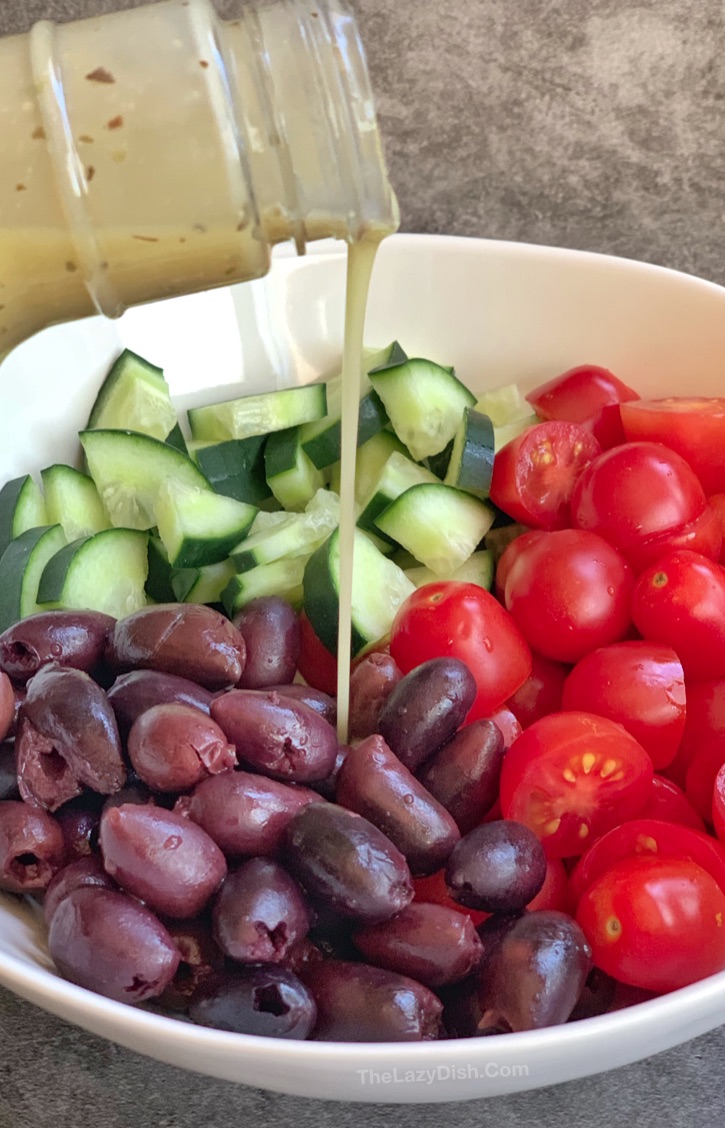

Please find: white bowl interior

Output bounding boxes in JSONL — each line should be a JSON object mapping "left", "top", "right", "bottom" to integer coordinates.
{"left": 2, "top": 233, "right": 725, "bottom": 1102}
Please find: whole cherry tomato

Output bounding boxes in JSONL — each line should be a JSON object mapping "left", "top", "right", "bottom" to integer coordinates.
{"left": 526, "top": 364, "right": 640, "bottom": 449}
{"left": 297, "top": 611, "right": 338, "bottom": 695}
{"left": 666, "top": 678, "right": 725, "bottom": 789}
{"left": 639, "top": 776, "right": 705, "bottom": 832}
{"left": 494, "top": 530, "right": 546, "bottom": 601}
{"left": 506, "top": 651, "right": 569, "bottom": 729}
{"left": 625, "top": 501, "right": 723, "bottom": 574}
{"left": 621, "top": 397, "right": 725, "bottom": 495}
{"left": 684, "top": 739, "right": 725, "bottom": 825}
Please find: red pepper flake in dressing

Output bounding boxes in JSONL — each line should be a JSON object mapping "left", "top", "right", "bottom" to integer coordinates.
{"left": 31, "top": 125, "right": 46, "bottom": 141}
{"left": 199, "top": 60, "right": 209, "bottom": 68}
{"left": 15, "top": 184, "right": 26, "bottom": 192}
{"left": 65, "top": 262, "right": 78, "bottom": 273}
{"left": 106, "top": 115, "right": 124, "bottom": 131}
{"left": 86, "top": 67, "right": 115, "bottom": 84}
{"left": 86, "top": 166, "right": 96, "bottom": 182}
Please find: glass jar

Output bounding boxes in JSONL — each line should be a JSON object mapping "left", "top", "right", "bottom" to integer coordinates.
{"left": 0, "top": 0, "right": 398, "bottom": 356}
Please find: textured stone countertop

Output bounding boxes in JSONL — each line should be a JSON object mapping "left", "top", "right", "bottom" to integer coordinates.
{"left": 1, "top": 1, "right": 724, "bottom": 1125}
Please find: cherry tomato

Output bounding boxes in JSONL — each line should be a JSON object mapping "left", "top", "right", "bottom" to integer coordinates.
{"left": 504, "top": 529, "right": 634, "bottom": 663}
{"left": 526, "top": 856, "right": 568, "bottom": 912}
{"left": 390, "top": 582, "right": 532, "bottom": 716}
{"left": 412, "top": 869, "right": 489, "bottom": 928}
{"left": 639, "top": 776, "right": 705, "bottom": 832}
{"left": 625, "top": 501, "right": 723, "bottom": 574}
{"left": 506, "top": 651, "right": 569, "bottom": 729}
{"left": 567, "top": 818, "right": 725, "bottom": 909}
{"left": 297, "top": 610, "right": 338, "bottom": 695}
{"left": 499, "top": 711, "right": 653, "bottom": 858}
{"left": 571, "top": 441, "right": 706, "bottom": 563}
{"left": 713, "top": 763, "right": 725, "bottom": 842}
{"left": 708, "top": 493, "right": 725, "bottom": 565}
{"left": 621, "top": 397, "right": 725, "bottom": 496}
{"left": 526, "top": 364, "right": 640, "bottom": 449}
{"left": 631, "top": 550, "right": 725, "bottom": 682}
{"left": 666, "top": 678, "right": 725, "bottom": 789}
{"left": 684, "top": 739, "right": 725, "bottom": 825}
{"left": 489, "top": 421, "right": 601, "bottom": 530}
{"left": 576, "top": 855, "right": 725, "bottom": 992}
{"left": 561, "top": 641, "right": 685, "bottom": 770}
{"left": 494, "top": 530, "right": 546, "bottom": 601}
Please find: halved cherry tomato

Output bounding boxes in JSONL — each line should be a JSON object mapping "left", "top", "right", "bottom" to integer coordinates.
{"left": 489, "top": 421, "right": 601, "bottom": 530}
{"left": 506, "top": 651, "right": 569, "bottom": 729}
{"left": 576, "top": 855, "right": 725, "bottom": 992}
{"left": 625, "top": 501, "right": 723, "bottom": 574}
{"left": 297, "top": 610, "right": 338, "bottom": 696}
{"left": 526, "top": 364, "right": 640, "bottom": 449}
{"left": 494, "top": 530, "right": 546, "bottom": 601}
{"left": 561, "top": 641, "right": 685, "bottom": 770}
{"left": 499, "top": 711, "right": 653, "bottom": 858}
{"left": 621, "top": 397, "right": 725, "bottom": 496}
{"left": 685, "top": 739, "right": 725, "bottom": 824}
{"left": 390, "top": 582, "right": 532, "bottom": 716}
{"left": 708, "top": 493, "right": 725, "bottom": 565}
{"left": 666, "top": 678, "right": 725, "bottom": 789}
{"left": 713, "top": 763, "right": 725, "bottom": 841}
{"left": 639, "top": 776, "right": 705, "bottom": 832}
{"left": 412, "top": 869, "right": 489, "bottom": 928}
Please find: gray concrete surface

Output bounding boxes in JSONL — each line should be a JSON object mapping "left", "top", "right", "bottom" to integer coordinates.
{"left": 2, "top": 0, "right": 725, "bottom": 1124}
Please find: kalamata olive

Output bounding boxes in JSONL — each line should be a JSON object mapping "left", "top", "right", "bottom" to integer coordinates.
{"left": 348, "top": 652, "right": 402, "bottom": 740}
{"left": 302, "top": 960, "right": 443, "bottom": 1041}
{"left": 43, "top": 854, "right": 117, "bottom": 925}
{"left": 569, "top": 967, "right": 617, "bottom": 1021}
{"left": 7, "top": 683, "right": 25, "bottom": 739}
{"left": 0, "top": 672, "right": 14, "bottom": 744}
{"left": 284, "top": 802, "right": 413, "bottom": 924}
{"left": 283, "top": 937, "right": 324, "bottom": 977}
{"left": 377, "top": 657, "right": 477, "bottom": 771}
{"left": 99, "top": 803, "right": 227, "bottom": 918}
{"left": 0, "top": 741, "right": 18, "bottom": 801}
{"left": 212, "top": 857, "right": 311, "bottom": 963}
{"left": 211, "top": 690, "right": 337, "bottom": 783}
{"left": 127, "top": 704, "right": 236, "bottom": 793}
{"left": 157, "top": 918, "right": 226, "bottom": 1012}
{"left": 49, "top": 886, "right": 179, "bottom": 1003}
{"left": 20, "top": 665, "right": 125, "bottom": 809}
{"left": 102, "top": 776, "right": 157, "bottom": 813}
{"left": 310, "top": 744, "right": 349, "bottom": 801}
{"left": 0, "top": 610, "right": 115, "bottom": 684}
{"left": 181, "top": 769, "right": 321, "bottom": 857}
{"left": 55, "top": 803, "right": 100, "bottom": 862}
{"left": 189, "top": 966, "right": 316, "bottom": 1039}
{"left": 336, "top": 735, "right": 460, "bottom": 876}
{"left": 233, "top": 597, "right": 300, "bottom": 688}
{"left": 107, "top": 604, "right": 245, "bottom": 690}
{"left": 0, "top": 800, "right": 65, "bottom": 893}
{"left": 264, "top": 684, "right": 337, "bottom": 725}
{"left": 353, "top": 902, "right": 483, "bottom": 987}
{"left": 107, "top": 669, "right": 213, "bottom": 736}
{"left": 417, "top": 719, "right": 505, "bottom": 833}
{"left": 474, "top": 910, "right": 592, "bottom": 1032}
{"left": 445, "top": 821, "right": 547, "bottom": 913}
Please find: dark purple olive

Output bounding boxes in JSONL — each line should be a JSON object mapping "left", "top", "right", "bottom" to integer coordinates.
{"left": 211, "top": 689, "right": 337, "bottom": 783}
{"left": 284, "top": 937, "right": 324, "bottom": 976}
{"left": 445, "top": 821, "right": 547, "bottom": 913}
{"left": 55, "top": 803, "right": 100, "bottom": 862}
{"left": 310, "top": 744, "right": 349, "bottom": 801}
{"left": 107, "top": 669, "right": 213, "bottom": 736}
{"left": 336, "top": 735, "right": 460, "bottom": 876}
{"left": 189, "top": 965, "right": 316, "bottom": 1039}
{"left": 233, "top": 597, "right": 300, "bottom": 688}
{"left": 417, "top": 719, "right": 505, "bottom": 833}
{"left": 474, "top": 910, "right": 592, "bottom": 1032}
{"left": 353, "top": 902, "right": 483, "bottom": 987}
{"left": 284, "top": 802, "right": 413, "bottom": 924}
{"left": 127, "top": 703, "right": 236, "bottom": 793}
{"left": 348, "top": 651, "right": 402, "bottom": 740}
{"left": 7, "top": 684, "right": 25, "bottom": 740}
{"left": 107, "top": 604, "right": 245, "bottom": 690}
{"left": 19, "top": 664, "right": 125, "bottom": 810}
{"left": 264, "top": 684, "right": 336, "bottom": 725}
{"left": 181, "top": 769, "right": 321, "bottom": 858}
{"left": 302, "top": 960, "right": 443, "bottom": 1041}
{"left": 0, "top": 672, "right": 14, "bottom": 743}
{"left": 0, "top": 610, "right": 115, "bottom": 684}
{"left": 569, "top": 967, "right": 617, "bottom": 1021}
{"left": 212, "top": 857, "right": 311, "bottom": 963}
{"left": 99, "top": 803, "right": 227, "bottom": 918}
{"left": 43, "top": 854, "right": 117, "bottom": 925}
{"left": 377, "top": 657, "right": 477, "bottom": 771}
{"left": 49, "top": 886, "right": 179, "bottom": 1003}
{"left": 157, "top": 918, "right": 226, "bottom": 1012}
{"left": 0, "top": 800, "right": 65, "bottom": 893}
{"left": 0, "top": 741, "right": 18, "bottom": 800}
{"left": 102, "top": 776, "right": 157, "bottom": 813}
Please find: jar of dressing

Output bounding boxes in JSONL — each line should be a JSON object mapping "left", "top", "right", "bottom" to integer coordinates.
{"left": 0, "top": 0, "right": 398, "bottom": 356}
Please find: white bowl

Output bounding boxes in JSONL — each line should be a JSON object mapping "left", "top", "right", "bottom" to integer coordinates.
{"left": 2, "top": 233, "right": 725, "bottom": 1103}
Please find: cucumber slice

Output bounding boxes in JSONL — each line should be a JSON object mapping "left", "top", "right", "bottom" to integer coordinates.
{"left": 222, "top": 557, "right": 306, "bottom": 616}
{"left": 0, "top": 525, "right": 67, "bottom": 631}
{"left": 265, "top": 427, "right": 325, "bottom": 510}
{"left": 146, "top": 536, "right": 177, "bottom": 603}
{"left": 231, "top": 490, "right": 339, "bottom": 572}
{"left": 425, "top": 441, "right": 454, "bottom": 480}
{"left": 357, "top": 452, "right": 439, "bottom": 537}
{"left": 444, "top": 409, "right": 495, "bottom": 497}
{"left": 37, "top": 528, "right": 148, "bottom": 618}
{"left": 328, "top": 430, "right": 410, "bottom": 502}
{"left": 0, "top": 475, "right": 47, "bottom": 555}
{"left": 155, "top": 479, "right": 257, "bottom": 569}
{"left": 368, "top": 358, "right": 476, "bottom": 461}
{"left": 172, "top": 559, "right": 236, "bottom": 605}
{"left": 375, "top": 483, "right": 495, "bottom": 576}
{"left": 405, "top": 549, "right": 495, "bottom": 590}
{"left": 188, "top": 383, "right": 327, "bottom": 443}
{"left": 494, "top": 413, "right": 539, "bottom": 452}
{"left": 474, "top": 383, "right": 531, "bottom": 428}
{"left": 41, "top": 464, "right": 110, "bottom": 541}
{"left": 303, "top": 528, "right": 414, "bottom": 657}
{"left": 80, "top": 429, "right": 211, "bottom": 531}
{"left": 300, "top": 389, "right": 388, "bottom": 470}
{"left": 165, "top": 422, "right": 189, "bottom": 455}
{"left": 196, "top": 436, "right": 272, "bottom": 505}
{"left": 87, "top": 349, "right": 177, "bottom": 440}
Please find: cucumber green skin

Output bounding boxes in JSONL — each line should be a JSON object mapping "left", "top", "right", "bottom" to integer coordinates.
{"left": 87, "top": 349, "right": 165, "bottom": 426}
{"left": 197, "top": 436, "right": 272, "bottom": 505}
{"left": 36, "top": 536, "right": 90, "bottom": 602}
{"left": 301, "top": 390, "right": 388, "bottom": 470}
{"left": 165, "top": 423, "right": 189, "bottom": 456}
{"left": 168, "top": 522, "right": 255, "bottom": 570}
{"left": 264, "top": 427, "right": 302, "bottom": 478}
{"left": 0, "top": 477, "right": 30, "bottom": 555}
{"left": 426, "top": 440, "right": 454, "bottom": 480}
{"left": 368, "top": 341, "right": 408, "bottom": 374}
{"left": 0, "top": 525, "right": 65, "bottom": 632}
{"left": 37, "top": 529, "right": 149, "bottom": 612}
{"left": 146, "top": 537, "right": 177, "bottom": 603}
{"left": 302, "top": 536, "right": 367, "bottom": 657}
{"left": 446, "top": 410, "right": 496, "bottom": 496}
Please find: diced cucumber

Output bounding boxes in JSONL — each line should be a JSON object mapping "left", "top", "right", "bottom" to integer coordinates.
{"left": 300, "top": 389, "right": 387, "bottom": 470}
{"left": 188, "top": 383, "right": 327, "bottom": 443}
{"left": 37, "top": 528, "right": 148, "bottom": 618}
{"left": 0, "top": 525, "right": 66, "bottom": 631}
{"left": 303, "top": 528, "right": 414, "bottom": 657}
{"left": 222, "top": 557, "right": 306, "bottom": 616}
{"left": 87, "top": 349, "right": 177, "bottom": 440}
{"left": 249, "top": 509, "right": 293, "bottom": 536}
{"left": 165, "top": 422, "right": 189, "bottom": 455}
{"left": 375, "top": 483, "right": 495, "bottom": 576}
{"left": 195, "top": 436, "right": 272, "bottom": 505}
{"left": 41, "top": 464, "right": 110, "bottom": 541}
{"left": 155, "top": 480, "right": 257, "bottom": 569}
{"left": 357, "top": 452, "right": 439, "bottom": 537}
{"left": 265, "top": 427, "right": 325, "bottom": 510}
{"left": 474, "top": 382, "right": 531, "bottom": 428}
{"left": 368, "top": 357, "right": 476, "bottom": 461}
{"left": 329, "top": 430, "right": 410, "bottom": 503}
{"left": 485, "top": 522, "right": 531, "bottom": 565}
{"left": 444, "top": 409, "right": 495, "bottom": 497}
{"left": 405, "top": 549, "right": 495, "bottom": 590}
{"left": 0, "top": 475, "right": 47, "bottom": 555}
{"left": 172, "top": 559, "right": 235, "bottom": 605}
{"left": 425, "top": 441, "right": 454, "bottom": 480}
{"left": 80, "top": 429, "right": 211, "bottom": 531}
{"left": 494, "top": 414, "right": 539, "bottom": 452}
{"left": 146, "top": 536, "right": 177, "bottom": 603}
{"left": 231, "top": 490, "right": 339, "bottom": 572}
